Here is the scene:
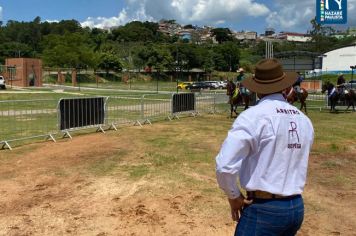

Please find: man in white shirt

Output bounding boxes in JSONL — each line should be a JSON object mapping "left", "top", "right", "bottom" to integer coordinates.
{"left": 216, "top": 59, "right": 314, "bottom": 235}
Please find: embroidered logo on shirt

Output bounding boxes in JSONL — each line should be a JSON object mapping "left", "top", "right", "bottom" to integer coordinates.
{"left": 288, "top": 122, "right": 302, "bottom": 149}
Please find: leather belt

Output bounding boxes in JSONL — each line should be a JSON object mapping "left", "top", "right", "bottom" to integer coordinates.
{"left": 247, "top": 190, "right": 297, "bottom": 199}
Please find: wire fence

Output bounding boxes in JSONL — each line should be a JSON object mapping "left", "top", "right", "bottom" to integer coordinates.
{"left": 0, "top": 92, "right": 331, "bottom": 150}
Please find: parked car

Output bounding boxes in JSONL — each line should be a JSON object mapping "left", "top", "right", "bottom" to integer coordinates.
{"left": 186, "top": 82, "right": 210, "bottom": 90}
{"left": 345, "top": 80, "right": 356, "bottom": 89}
{"left": 217, "top": 80, "right": 228, "bottom": 89}
{"left": 204, "top": 81, "right": 220, "bottom": 89}
{"left": 177, "top": 81, "right": 193, "bottom": 89}
{"left": 0, "top": 76, "right": 6, "bottom": 89}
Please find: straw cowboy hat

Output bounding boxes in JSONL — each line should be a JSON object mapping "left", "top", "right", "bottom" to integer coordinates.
{"left": 242, "top": 58, "right": 297, "bottom": 94}
{"left": 237, "top": 68, "right": 244, "bottom": 73}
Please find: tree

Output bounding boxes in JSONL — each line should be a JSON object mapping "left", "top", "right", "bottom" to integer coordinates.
{"left": 41, "top": 32, "right": 96, "bottom": 68}
{"left": 211, "top": 28, "right": 234, "bottom": 44}
{"left": 213, "top": 42, "right": 240, "bottom": 71}
{"left": 98, "top": 52, "right": 122, "bottom": 76}
{"left": 309, "top": 18, "right": 337, "bottom": 52}
{"left": 111, "top": 21, "right": 159, "bottom": 42}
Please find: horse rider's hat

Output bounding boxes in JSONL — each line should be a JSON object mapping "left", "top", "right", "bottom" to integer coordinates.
{"left": 242, "top": 58, "right": 297, "bottom": 94}
{"left": 237, "top": 68, "right": 244, "bottom": 73}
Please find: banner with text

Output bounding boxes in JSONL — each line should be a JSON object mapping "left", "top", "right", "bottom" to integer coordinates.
{"left": 316, "top": 0, "right": 347, "bottom": 24}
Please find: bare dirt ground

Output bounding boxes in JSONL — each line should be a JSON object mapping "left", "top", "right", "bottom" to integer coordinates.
{"left": 0, "top": 115, "right": 355, "bottom": 236}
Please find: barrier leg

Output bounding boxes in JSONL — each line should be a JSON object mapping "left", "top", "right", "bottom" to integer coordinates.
{"left": 62, "top": 131, "right": 72, "bottom": 139}
{"left": 191, "top": 111, "right": 199, "bottom": 117}
{"left": 1, "top": 141, "right": 12, "bottom": 151}
{"left": 107, "top": 123, "right": 118, "bottom": 131}
{"left": 46, "top": 134, "right": 57, "bottom": 143}
{"left": 96, "top": 126, "right": 106, "bottom": 133}
{"left": 172, "top": 114, "right": 180, "bottom": 120}
{"left": 134, "top": 120, "right": 143, "bottom": 127}
{"left": 142, "top": 119, "right": 152, "bottom": 125}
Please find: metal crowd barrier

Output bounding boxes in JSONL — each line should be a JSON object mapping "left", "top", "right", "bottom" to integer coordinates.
{"left": 58, "top": 97, "right": 108, "bottom": 139}
{"left": 106, "top": 95, "right": 145, "bottom": 128}
{"left": 142, "top": 94, "right": 172, "bottom": 122}
{"left": 0, "top": 99, "right": 58, "bottom": 150}
{"left": 2, "top": 91, "right": 332, "bottom": 150}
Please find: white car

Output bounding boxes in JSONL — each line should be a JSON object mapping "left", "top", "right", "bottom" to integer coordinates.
{"left": 204, "top": 81, "right": 220, "bottom": 89}
{"left": 345, "top": 80, "right": 356, "bottom": 90}
{"left": 218, "top": 81, "right": 228, "bottom": 89}
{"left": 0, "top": 76, "right": 6, "bottom": 89}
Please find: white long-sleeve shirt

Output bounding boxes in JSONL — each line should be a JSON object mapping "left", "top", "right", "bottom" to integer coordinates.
{"left": 216, "top": 93, "right": 314, "bottom": 199}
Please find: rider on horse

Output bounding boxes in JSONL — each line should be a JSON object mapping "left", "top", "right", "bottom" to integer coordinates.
{"left": 235, "top": 68, "right": 250, "bottom": 98}
{"left": 293, "top": 72, "right": 304, "bottom": 101}
{"left": 337, "top": 73, "right": 346, "bottom": 99}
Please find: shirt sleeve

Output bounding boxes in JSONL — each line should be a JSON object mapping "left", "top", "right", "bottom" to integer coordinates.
{"left": 215, "top": 115, "right": 255, "bottom": 199}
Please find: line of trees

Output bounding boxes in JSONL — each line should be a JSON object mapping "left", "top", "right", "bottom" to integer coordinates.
{"left": 0, "top": 17, "right": 355, "bottom": 76}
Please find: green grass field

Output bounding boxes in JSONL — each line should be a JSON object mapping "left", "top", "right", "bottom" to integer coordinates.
{"left": 0, "top": 80, "right": 351, "bottom": 149}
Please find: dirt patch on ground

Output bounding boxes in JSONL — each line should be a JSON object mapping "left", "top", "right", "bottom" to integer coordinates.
{"left": 1, "top": 116, "right": 356, "bottom": 236}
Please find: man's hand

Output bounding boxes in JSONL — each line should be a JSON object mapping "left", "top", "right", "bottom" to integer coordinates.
{"left": 228, "top": 196, "right": 253, "bottom": 222}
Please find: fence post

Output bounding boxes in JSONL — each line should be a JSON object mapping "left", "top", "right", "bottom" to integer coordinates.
{"left": 141, "top": 95, "right": 145, "bottom": 121}
{"left": 213, "top": 92, "right": 217, "bottom": 114}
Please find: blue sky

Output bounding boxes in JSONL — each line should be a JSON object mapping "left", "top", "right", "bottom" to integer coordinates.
{"left": 0, "top": 0, "right": 355, "bottom": 34}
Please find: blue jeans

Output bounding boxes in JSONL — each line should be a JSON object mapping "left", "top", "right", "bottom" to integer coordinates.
{"left": 235, "top": 195, "right": 304, "bottom": 236}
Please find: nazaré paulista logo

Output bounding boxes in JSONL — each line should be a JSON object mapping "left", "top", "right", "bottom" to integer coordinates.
{"left": 317, "top": 0, "right": 347, "bottom": 24}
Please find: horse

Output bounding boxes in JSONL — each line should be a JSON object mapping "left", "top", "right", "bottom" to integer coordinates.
{"left": 322, "top": 81, "right": 340, "bottom": 112}
{"left": 345, "top": 89, "right": 356, "bottom": 111}
{"left": 226, "top": 80, "right": 250, "bottom": 118}
{"left": 322, "top": 81, "right": 356, "bottom": 112}
{"left": 285, "top": 86, "right": 308, "bottom": 113}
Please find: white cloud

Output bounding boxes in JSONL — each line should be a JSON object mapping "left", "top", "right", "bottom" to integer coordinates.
{"left": 166, "top": 0, "right": 270, "bottom": 23}
{"left": 81, "top": 0, "right": 270, "bottom": 28}
{"left": 348, "top": 0, "right": 356, "bottom": 26}
{"left": 266, "top": 0, "right": 314, "bottom": 32}
{"left": 80, "top": 0, "right": 355, "bottom": 32}
{"left": 267, "top": 0, "right": 356, "bottom": 32}
{"left": 81, "top": 2, "right": 154, "bottom": 29}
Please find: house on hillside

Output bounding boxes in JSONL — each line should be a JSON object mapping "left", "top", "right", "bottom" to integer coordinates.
{"left": 233, "top": 31, "right": 257, "bottom": 41}
{"left": 276, "top": 32, "right": 311, "bottom": 42}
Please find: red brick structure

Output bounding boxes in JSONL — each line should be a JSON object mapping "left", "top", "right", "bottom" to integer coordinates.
{"left": 301, "top": 80, "right": 322, "bottom": 92}
{"left": 4, "top": 58, "right": 43, "bottom": 87}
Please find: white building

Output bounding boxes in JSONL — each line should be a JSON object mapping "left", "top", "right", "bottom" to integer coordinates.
{"left": 277, "top": 32, "right": 311, "bottom": 42}
{"left": 234, "top": 31, "right": 257, "bottom": 41}
{"left": 322, "top": 45, "right": 356, "bottom": 73}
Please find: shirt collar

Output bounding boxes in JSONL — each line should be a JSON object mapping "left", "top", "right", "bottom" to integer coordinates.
{"left": 259, "top": 93, "right": 286, "bottom": 104}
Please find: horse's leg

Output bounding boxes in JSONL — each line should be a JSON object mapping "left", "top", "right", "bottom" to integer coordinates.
{"left": 234, "top": 104, "right": 238, "bottom": 115}
{"left": 330, "top": 100, "right": 334, "bottom": 112}
{"left": 244, "top": 96, "right": 249, "bottom": 110}
{"left": 303, "top": 100, "right": 307, "bottom": 114}
{"left": 333, "top": 101, "right": 336, "bottom": 112}
{"left": 350, "top": 99, "right": 355, "bottom": 112}
{"left": 345, "top": 98, "right": 350, "bottom": 112}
